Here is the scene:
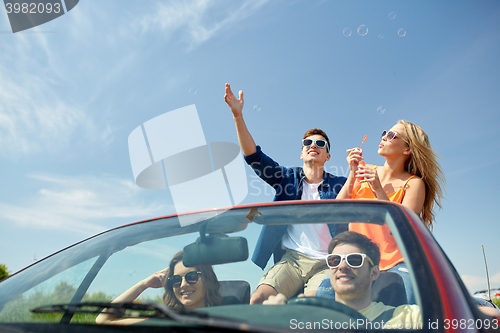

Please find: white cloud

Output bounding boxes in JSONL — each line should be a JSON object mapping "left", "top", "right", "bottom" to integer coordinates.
{"left": 0, "top": 173, "right": 170, "bottom": 236}
{"left": 461, "top": 271, "right": 500, "bottom": 295}
{"left": 0, "top": 0, "right": 271, "bottom": 157}
{"left": 0, "top": 6, "right": 117, "bottom": 158}
{"left": 134, "top": 0, "right": 270, "bottom": 50}
{"left": 0, "top": 75, "right": 89, "bottom": 156}
{"left": 0, "top": 54, "right": 99, "bottom": 158}
{"left": 492, "top": 272, "right": 500, "bottom": 284}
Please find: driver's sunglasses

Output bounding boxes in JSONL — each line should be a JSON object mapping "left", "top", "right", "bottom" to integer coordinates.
{"left": 326, "top": 253, "right": 374, "bottom": 269}
{"left": 302, "top": 139, "right": 329, "bottom": 152}
{"left": 167, "top": 271, "right": 201, "bottom": 289}
{"left": 381, "top": 130, "right": 408, "bottom": 144}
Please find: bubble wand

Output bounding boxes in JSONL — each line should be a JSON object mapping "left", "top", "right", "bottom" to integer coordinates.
{"left": 359, "top": 135, "right": 367, "bottom": 149}
{"left": 358, "top": 136, "right": 367, "bottom": 167}
{"left": 357, "top": 136, "right": 367, "bottom": 182}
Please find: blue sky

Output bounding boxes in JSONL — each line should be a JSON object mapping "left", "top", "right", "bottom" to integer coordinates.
{"left": 0, "top": 0, "right": 499, "bottom": 294}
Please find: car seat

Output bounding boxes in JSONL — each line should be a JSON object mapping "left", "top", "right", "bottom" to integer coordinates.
{"left": 371, "top": 271, "right": 407, "bottom": 306}
{"left": 219, "top": 280, "right": 251, "bottom": 305}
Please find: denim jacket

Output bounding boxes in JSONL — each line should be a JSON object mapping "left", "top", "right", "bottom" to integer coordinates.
{"left": 244, "top": 146, "right": 348, "bottom": 270}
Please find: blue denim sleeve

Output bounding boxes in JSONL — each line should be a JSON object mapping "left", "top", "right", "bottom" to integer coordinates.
{"left": 316, "top": 276, "right": 335, "bottom": 299}
{"left": 244, "top": 145, "right": 288, "bottom": 189}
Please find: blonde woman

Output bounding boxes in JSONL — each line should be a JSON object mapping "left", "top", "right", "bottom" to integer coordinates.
{"left": 317, "top": 120, "right": 444, "bottom": 304}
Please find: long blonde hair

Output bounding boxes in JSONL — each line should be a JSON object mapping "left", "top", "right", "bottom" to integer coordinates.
{"left": 398, "top": 120, "right": 445, "bottom": 229}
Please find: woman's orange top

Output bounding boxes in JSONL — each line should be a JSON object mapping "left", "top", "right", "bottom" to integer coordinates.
{"left": 349, "top": 166, "right": 416, "bottom": 270}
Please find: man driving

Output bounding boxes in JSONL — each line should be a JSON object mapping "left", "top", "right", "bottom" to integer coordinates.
{"left": 264, "top": 231, "right": 422, "bottom": 328}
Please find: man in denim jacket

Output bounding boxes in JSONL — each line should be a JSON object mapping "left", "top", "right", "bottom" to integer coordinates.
{"left": 225, "top": 83, "right": 347, "bottom": 304}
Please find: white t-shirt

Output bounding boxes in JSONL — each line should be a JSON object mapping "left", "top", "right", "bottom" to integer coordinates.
{"left": 281, "top": 180, "right": 332, "bottom": 259}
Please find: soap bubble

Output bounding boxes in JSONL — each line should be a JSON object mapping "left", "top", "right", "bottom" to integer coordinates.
{"left": 378, "top": 34, "right": 384, "bottom": 40}
{"left": 189, "top": 88, "right": 197, "bottom": 95}
{"left": 129, "top": 270, "right": 136, "bottom": 277}
{"left": 253, "top": 105, "right": 261, "bottom": 112}
{"left": 357, "top": 25, "right": 368, "bottom": 36}
{"left": 397, "top": 29, "right": 406, "bottom": 37}
{"left": 343, "top": 27, "right": 352, "bottom": 37}
{"left": 377, "top": 106, "right": 386, "bottom": 114}
{"left": 388, "top": 12, "right": 396, "bottom": 20}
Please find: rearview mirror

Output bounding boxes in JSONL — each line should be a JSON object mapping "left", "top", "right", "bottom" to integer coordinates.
{"left": 183, "top": 233, "right": 248, "bottom": 266}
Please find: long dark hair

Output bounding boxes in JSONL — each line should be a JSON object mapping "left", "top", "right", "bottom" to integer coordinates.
{"left": 162, "top": 251, "right": 224, "bottom": 308}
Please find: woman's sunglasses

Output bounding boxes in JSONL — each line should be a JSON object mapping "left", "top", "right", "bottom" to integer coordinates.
{"left": 325, "top": 253, "right": 374, "bottom": 269}
{"left": 167, "top": 271, "right": 201, "bottom": 289}
{"left": 381, "top": 130, "right": 408, "bottom": 144}
{"left": 302, "top": 139, "right": 329, "bottom": 152}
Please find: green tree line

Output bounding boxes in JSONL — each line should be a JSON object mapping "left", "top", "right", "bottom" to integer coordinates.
{"left": 0, "top": 264, "right": 9, "bottom": 281}
{"left": 0, "top": 280, "right": 161, "bottom": 324}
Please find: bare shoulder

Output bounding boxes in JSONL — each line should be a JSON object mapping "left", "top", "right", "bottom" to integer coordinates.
{"left": 405, "top": 176, "right": 425, "bottom": 191}
{"left": 407, "top": 175, "right": 423, "bottom": 183}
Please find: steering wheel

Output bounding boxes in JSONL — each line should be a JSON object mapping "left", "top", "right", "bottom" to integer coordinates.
{"left": 287, "top": 297, "right": 367, "bottom": 320}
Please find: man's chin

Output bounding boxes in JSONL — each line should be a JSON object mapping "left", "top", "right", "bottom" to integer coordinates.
{"left": 332, "top": 284, "right": 356, "bottom": 295}
{"left": 304, "top": 157, "right": 326, "bottom": 164}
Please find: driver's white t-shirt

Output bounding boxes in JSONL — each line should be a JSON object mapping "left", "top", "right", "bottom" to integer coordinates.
{"left": 280, "top": 180, "right": 332, "bottom": 259}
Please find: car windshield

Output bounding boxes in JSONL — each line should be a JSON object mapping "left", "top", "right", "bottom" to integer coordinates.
{"left": 0, "top": 201, "right": 430, "bottom": 330}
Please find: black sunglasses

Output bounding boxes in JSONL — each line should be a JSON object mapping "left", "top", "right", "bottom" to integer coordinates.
{"left": 302, "top": 139, "right": 329, "bottom": 152}
{"left": 167, "top": 271, "right": 201, "bottom": 289}
{"left": 325, "top": 253, "right": 374, "bottom": 269}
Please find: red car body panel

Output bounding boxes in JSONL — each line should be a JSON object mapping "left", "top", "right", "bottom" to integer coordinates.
{"left": 399, "top": 204, "right": 500, "bottom": 331}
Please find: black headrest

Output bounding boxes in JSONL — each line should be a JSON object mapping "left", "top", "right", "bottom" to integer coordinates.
{"left": 371, "top": 271, "right": 408, "bottom": 307}
{"left": 219, "top": 280, "right": 251, "bottom": 305}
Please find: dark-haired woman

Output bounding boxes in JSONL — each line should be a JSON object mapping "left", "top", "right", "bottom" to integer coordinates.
{"left": 96, "top": 251, "right": 223, "bottom": 325}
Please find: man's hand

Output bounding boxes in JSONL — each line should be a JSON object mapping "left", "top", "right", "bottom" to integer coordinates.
{"left": 246, "top": 208, "right": 262, "bottom": 222}
{"left": 224, "top": 83, "right": 257, "bottom": 156}
{"left": 263, "top": 293, "right": 288, "bottom": 305}
{"left": 479, "top": 305, "right": 500, "bottom": 317}
{"left": 224, "top": 83, "right": 244, "bottom": 118}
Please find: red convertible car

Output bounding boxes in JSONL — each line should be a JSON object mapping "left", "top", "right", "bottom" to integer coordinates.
{"left": 0, "top": 200, "right": 498, "bottom": 332}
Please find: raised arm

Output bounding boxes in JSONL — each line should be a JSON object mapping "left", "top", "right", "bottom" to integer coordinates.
{"left": 224, "top": 83, "right": 257, "bottom": 156}
{"left": 96, "top": 267, "right": 169, "bottom": 325}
